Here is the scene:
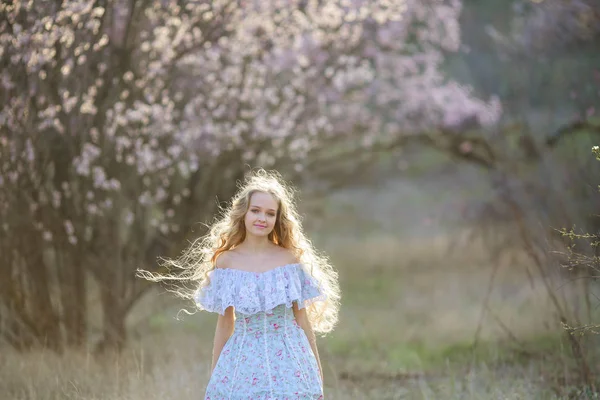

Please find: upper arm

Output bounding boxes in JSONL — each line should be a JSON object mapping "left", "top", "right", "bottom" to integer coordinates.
{"left": 292, "top": 301, "right": 311, "bottom": 329}
{"left": 217, "top": 304, "right": 235, "bottom": 327}
{"left": 214, "top": 251, "right": 235, "bottom": 319}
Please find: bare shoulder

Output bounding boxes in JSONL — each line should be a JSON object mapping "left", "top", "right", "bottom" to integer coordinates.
{"left": 275, "top": 246, "right": 300, "bottom": 265}
{"left": 215, "top": 250, "right": 233, "bottom": 269}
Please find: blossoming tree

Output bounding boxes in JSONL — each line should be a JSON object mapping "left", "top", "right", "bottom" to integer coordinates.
{"left": 0, "top": 0, "right": 499, "bottom": 351}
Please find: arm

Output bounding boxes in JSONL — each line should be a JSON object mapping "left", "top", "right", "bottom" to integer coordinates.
{"left": 210, "top": 251, "right": 235, "bottom": 374}
{"left": 211, "top": 305, "right": 235, "bottom": 374}
{"left": 293, "top": 302, "right": 323, "bottom": 385}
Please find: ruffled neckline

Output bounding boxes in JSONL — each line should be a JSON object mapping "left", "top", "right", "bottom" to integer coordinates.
{"left": 196, "top": 262, "right": 325, "bottom": 315}
{"left": 212, "top": 262, "right": 301, "bottom": 277}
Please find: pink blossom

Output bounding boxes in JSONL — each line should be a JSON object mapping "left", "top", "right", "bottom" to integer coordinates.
{"left": 0, "top": 2, "right": 503, "bottom": 354}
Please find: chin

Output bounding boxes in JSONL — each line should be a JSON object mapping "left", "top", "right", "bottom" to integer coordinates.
{"left": 248, "top": 227, "right": 272, "bottom": 236}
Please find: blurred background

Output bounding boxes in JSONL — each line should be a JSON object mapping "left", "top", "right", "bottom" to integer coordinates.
{"left": 1, "top": 0, "right": 600, "bottom": 399}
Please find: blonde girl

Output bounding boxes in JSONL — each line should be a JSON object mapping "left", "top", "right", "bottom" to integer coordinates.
{"left": 141, "top": 169, "right": 340, "bottom": 399}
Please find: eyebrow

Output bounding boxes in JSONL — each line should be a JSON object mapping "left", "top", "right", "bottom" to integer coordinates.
{"left": 250, "top": 205, "right": 277, "bottom": 212}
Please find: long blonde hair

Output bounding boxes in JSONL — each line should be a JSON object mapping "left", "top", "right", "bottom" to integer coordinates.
{"left": 139, "top": 169, "right": 340, "bottom": 334}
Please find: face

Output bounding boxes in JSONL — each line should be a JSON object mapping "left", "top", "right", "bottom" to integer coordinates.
{"left": 244, "top": 191, "right": 278, "bottom": 237}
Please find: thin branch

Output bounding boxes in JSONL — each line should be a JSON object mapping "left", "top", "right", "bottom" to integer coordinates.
{"left": 546, "top": 119, "right": 600, "bottom": 148}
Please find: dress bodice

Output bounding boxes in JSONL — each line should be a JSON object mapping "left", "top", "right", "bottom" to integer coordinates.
{"left": 194, "top": 263, "right": 326, "bottom": 316}
{"left": 233, "top": 304, "right": 297, "bottom": 336}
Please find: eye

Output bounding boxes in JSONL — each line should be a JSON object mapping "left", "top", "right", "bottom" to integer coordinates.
{"left": 251, "top": 209, "right": 258, "bottom": 213}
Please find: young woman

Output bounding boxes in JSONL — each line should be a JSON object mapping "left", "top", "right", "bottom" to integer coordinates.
{"left": 145, "top": 169, "right": 340, "bottom": 399}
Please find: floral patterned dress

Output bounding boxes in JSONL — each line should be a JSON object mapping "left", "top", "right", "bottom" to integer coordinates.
{"left": 195, "top": 263, "right": 327, "bottom": 400}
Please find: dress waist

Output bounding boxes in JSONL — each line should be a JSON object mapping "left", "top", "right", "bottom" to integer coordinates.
{"left": 233, "top": 303, "right": 298, "bottom": 334}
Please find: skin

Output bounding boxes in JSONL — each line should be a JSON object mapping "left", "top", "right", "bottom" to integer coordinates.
{"left": 209, "top": 191, "right": 324, "bottom": 385}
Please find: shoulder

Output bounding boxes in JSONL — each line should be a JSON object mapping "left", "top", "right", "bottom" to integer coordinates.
{"left": 215, "top": 250, "right": 234, "bottom": 269}
{"left": 275, "top": 246, "right": 300, "bottom": 265}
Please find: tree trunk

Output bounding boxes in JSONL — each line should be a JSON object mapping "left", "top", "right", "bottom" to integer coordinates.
{"left": 96, "top": 281, "right": 127, "bottom": 353}
{"left": 26, "top": 238, "right": 63, "bottom": 352}
{"left": 58, "top": 249, "right": 87, "bottom": 348}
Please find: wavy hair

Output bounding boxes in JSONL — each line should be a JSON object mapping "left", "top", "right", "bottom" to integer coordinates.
{"left": 139, "top": 169, "right": 340, "bottom": 334}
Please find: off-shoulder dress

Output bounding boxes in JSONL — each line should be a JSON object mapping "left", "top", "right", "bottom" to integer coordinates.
{"left": 194, "top": 263, "right": 327, "bottom": 400}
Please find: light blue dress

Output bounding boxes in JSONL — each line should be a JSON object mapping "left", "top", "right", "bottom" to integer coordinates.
{"left": 195, "top": 263, "right": 327, "bottom": 400}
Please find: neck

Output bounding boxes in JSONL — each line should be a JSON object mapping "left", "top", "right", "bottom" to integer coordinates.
{"left": 239, "top": 235, "right": 272, "bottom": 254}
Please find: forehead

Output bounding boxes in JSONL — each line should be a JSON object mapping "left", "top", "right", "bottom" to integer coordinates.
{"left": 249, "top": 191, "right": 278, "bottom": 211}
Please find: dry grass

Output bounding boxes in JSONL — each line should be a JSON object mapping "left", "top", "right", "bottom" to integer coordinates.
{"left": 0, "top": 333, "right": 207, "bottom": 400}
{"left": 1, "top": 233, "right": 598, "bottom": 399}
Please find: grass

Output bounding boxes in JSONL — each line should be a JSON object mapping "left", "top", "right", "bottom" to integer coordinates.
{"left": 1, "top": 233, "right": 599, "bottom": 399}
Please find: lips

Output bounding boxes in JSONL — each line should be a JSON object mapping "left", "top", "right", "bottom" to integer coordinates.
{"left": 254, "top": 225, "right": 267, "bottom": 228}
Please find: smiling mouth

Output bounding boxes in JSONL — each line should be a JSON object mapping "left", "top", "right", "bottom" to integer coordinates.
{"left": 255, "top": 225, "right": 267, "bottom": 228}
